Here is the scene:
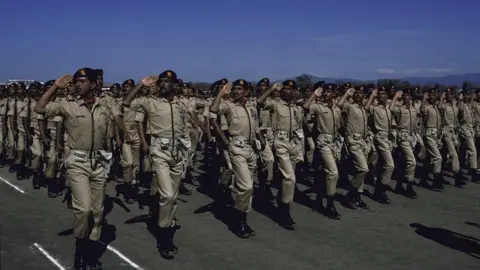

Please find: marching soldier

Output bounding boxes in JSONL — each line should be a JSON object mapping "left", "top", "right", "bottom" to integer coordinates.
{"left": 421, "top": 87, "right": 444, "bottom": 190}
{"left": 10, "top": 83, "right": 28, "bottom": 179}
{"left": 457, "top": 88, "right": 478, "bottom": 183}
{"left": 123, "top": 70, "right": 188, "bottom": 260}
{"left": 0, "top": 85, "right": 8, "bottom": 165}
{"left": 35, "top": 68, "right": 125, "bottom": 270}
{"left": 257, "top": 80, "right": 303, "bottom": 230}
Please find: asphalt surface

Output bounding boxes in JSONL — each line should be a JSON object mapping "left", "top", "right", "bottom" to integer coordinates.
{"left": 0, "top": 151, "right": 479, "bottom": 270}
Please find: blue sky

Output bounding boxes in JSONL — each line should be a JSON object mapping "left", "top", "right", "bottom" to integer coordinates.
{"left": 1, "top": 0, "right": 479, "bottom": 82}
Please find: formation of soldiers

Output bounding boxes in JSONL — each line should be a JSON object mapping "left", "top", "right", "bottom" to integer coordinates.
{"left": 1, "top": 68, "right": 479, "bottom": 269}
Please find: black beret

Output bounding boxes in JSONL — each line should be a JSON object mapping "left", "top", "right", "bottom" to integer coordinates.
{"left": 232, "top": 79, "right": 247, "bottom": 88}
{"left": 176, "top": 79, "right": 183, "bottom": 85}
{"left": 158, "top": 70, "right": 177, "bottom": 82}
{"left": 73, "top": 67, "right": 97, "bottom": 82}
{"left": 403, "top": 88, "right": 412, "bottom": 95}
{"left": 94, "top": 69, "right": 104, "bottom": 77}
{"left": 313, "top": 81, "right": 325, "bottom": 90}
{"left": 28, "top": 82, "right": 42, "bottom": 90}
{"left": 343, "top": 82, "right": 351, "bottom": 88}
{"left": 282, "top": 80, "right": 297, "bottom": 89}
{"left": 16, "top": 83, "right": 26, "bottom": 89}
{"left": 43, "top": 80, "right": 55, "bottom": 88}
{"left": 110, "top": 83, "right": 121, "bottom": 91}
{"left": 444, "top": 87, "right": 455, "bottom": 93}
{"left": 212, "top": 78, "right": 228, "bottom": 88}
{"left": 257, "top": 78, "right": 270, "bottom": 86}
{"left": 427, "top": 87, "right": 437, "bottom": 93}
{"left": 182, "top": 82, "right": 192, "bottom": 88}
{"left": 324, "top": 83, "right": 336, "bottom": 90}
{"left": 122, "top": 79, "right": 135, "bottom": 87}
{"left": 366, "top": 84, "right": 375, "bottom": 90}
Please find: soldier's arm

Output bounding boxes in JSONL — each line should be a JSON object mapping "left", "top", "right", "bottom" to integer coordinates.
{"left": 257, "top": 84, "right": 279, "bottom": 106}
{"left": 420, "top": 93, "right": 428, "bottom": 114}
{"left": 302, "top": 88, "right": 322, "bottom": 110}
{"left": 364, "top": 89, "right": 377, "bottom": 111}
{"left": 337, "top": 88, "right": 354, "bottom": 108}
{"left": 56, "top": 121, "right": 63, "bottom": 151}
{"left": 210, "top": 115, "right": 229, "bottom": 146}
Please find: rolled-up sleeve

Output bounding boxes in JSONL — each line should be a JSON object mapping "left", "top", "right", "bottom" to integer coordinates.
{"left": 44, "top": 102, "right": 63, "bottom": 118}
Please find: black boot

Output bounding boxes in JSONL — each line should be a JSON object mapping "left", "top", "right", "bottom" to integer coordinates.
{"left": 395, "top": 181, "right": 406, "bottom": 194}
{"left": 355, "top": 193, "right": 369, "bottom": 209}
{"left": 345, "top": 191, "right": 358, "bottom": 210}
{"left": 324, "top": 196, "right": 341, "bottom": 220}
{"left": 278, "top": 203, "right": 296, "bottom": 230}
{"left": 32, "top": 172, "right": 41, "bottom": 189}
{"left": 405, "top": 182, "right": 418, "bottom": 198}
{"left": 85, "top": 240, "right": 102, "bottom": 270}
{"left": 158, "top": 227, "right": 175, "bottom": 260}
{"left": 233, "top": 210, "right": 250, "bottom": 239}
{"left": 16, "top": 165, "right": 24, "bottom": 180}
{"left": 179, "top": 181, "right": 192, "bottom": 195}
{"left": 262, "top": 183, "right": 275, "bottom": 202}
{"left": 374, "top": 184, "right": 391, "bottom": 204}
{"left": 47, "top": 180, "right": 57, "bottom": 198}
{"left": 431, "top": 174, "right": 445, "bottom": 191}
{"left": 55, "top": 178, "right": 64, "bottom": 196}
{"left": 66, "top": 188, "right": 73, "bottom": 209}
{"left": 74, "top": 239, "right": 86, "bottom": 270}
{"left": 8, "top": 163, "right": 15, "bottom": 173}
{"left": 454, "top": 172, "right": 466, "bottom": 187}
{"left": 124, "top": 184, "right": 134, "bottom": 204}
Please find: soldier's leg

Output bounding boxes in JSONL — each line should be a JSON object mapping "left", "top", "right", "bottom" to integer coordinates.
{"left": 7, "top": 126, "right": 14, "bottom": 161}
{"left": 346, "top": 138, "right": 369, "bottom": 209}
{"left": 258, "top": 143, "right": 274, "bottom": 200}
{"left": 462, "top": 130, "right": 477, "bottom": 183}
{"left": 274, "top": 140, "right": 296, "bottom": 230}
{"left": 444, "top": 135, "right": 461, "bottom": 184}
{"left": 120, "top": 142, "right": 135, "bottom": 204}
{"left": 425, "top": 134, "right": 444, "bottom": 190}
{"left": 15, "top": 133, "right": 26, "bottom": 179}
{"left": 373, "top": 138, "right": 394, "bottom": 204}
{"left": 45, "top": 137, "right": 58, "bottom": 197}
{"left": 415, "top": 133, "right": 426, "bottom": 160}
{"left": 318, "top": 146, "right": 340, "bottom": 219}
{"left": 30, "top": 133, "right": 43, "bottom": 189}
{"left": 397, "top": 139, "right": 418, "bottom": 198}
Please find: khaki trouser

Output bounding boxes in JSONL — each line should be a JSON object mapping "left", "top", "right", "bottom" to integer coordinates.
{"left": 374, "top": 132, "right": 394, "bottom": 185}
{"left": 64, "top": 151, "right": 108, "bottom": 240}
{"left": 459, "top": 125, "right": 477, "bottom": 170}
{"left": 15, "top": 131, "right": 25, "bottom": 164}
{"left": 424, "top": 128, "right": 443, "bottom": 174}
{"left": 120, "top": 131, "right": 141, "bottom": 184}
{"left": 397, "top": 130, "right": 417, "bottom": 182}
{"left": 45, "top": 130, "right": 57, "bottom": 179}
{"left": 442, "top": 126, "right": 460, "bottom": 173}
{"left": 7, "top": 120, "right": 15, "bottom": 159}
{"left": 189, "top": 129, "right": 198, "bottom": 166}
{"left": 0, "top": 122, "right": 4, "bottom": 154}
{"left": 258, "top": 129, "right": 274, "bottom": 185}
{"left": 273, "top": 131, "right": 303, "bottom": 204}
{"left": 345, "top": 133, "right": 369, "bottom": 192}
{"left": 149, "top": 137, "right": 184, "bottom": 228}
{"left": 316, "top": 134, "right": 341, "bottom": 196}
{"left": 228, "top": 137, "right": 257, "bottom": 212}
{"left": 30, "top": 129, "right": 43, "bottom": 169}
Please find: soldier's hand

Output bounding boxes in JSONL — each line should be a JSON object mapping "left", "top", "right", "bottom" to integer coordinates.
{"left": 272, "top": 82, "right": 283, "bottom": 91}
{"left": 54, "top": 74, "right": 73, "bottom": 89}
{"left": 141, "top": 76, "right": 156, "bottom": 87}
{"left": 141, "top": 143, "right": 149, "bottom": 153}
{"left": 151, "top": 75, "right": 159, "bottom": 83}
{"left": 347, "top": 88, "right": 355, "bottom": 96}
{"left": 219, "top": 83, "right": 233, "bottom": 96}
{"left": 371, "top": 89, "right": 378, "bottom": 97}
{"left": 314, "top": 87, "right": 323, "bottom": 97}
{"left": 396, "top": 90, "right": 403, "bottom": 98}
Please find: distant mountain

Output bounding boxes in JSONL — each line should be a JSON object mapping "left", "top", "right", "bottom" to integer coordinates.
{"left": 287, "top": 73, "right": 480, "bottom": 86}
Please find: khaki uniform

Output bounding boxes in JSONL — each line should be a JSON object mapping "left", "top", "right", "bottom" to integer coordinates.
{"left": 9, "top": 97, "right": 27, "bottom": 163}
{"left": 422, "top": 103, "right": 443, "bottom": 174}
{"left": 473, "top": 101, "right": 480, "bottom": 168}
{"left": 310, "top": 102, "right": 342, "bottom": 196}
{"left": 391, "top": 103, "right": 418, "bottom": 182}
{"left": 215, "top": 101, "right": 258, "bottom": 212}
{"left": 263, "top": 99, "right": 304, "bottom": 204}
{"left": 342, "top": 102, "right": 369, "bottom": 192}
{"left": 44, "top": 98, "right": 119, "bottom": 240}
{"left": 6, "top": 97, "right": 16, "bottom": 159}
{"left": 43, "top": 98, "right": 65, "bottom": 179}
{"left": 20, "top": 100, "right": 42, "bottom": 169}
{"left": 0, "top": 98, "right": 8, "bottom": 154}
{"left": 439, "top": 102, "right": 459, "bottom": 172}
{"left": 120, "top": 98, "right": 142, "bottom": 183}
{"left": 368, "top": 103, "right": 394, "bottom": 185}
{"left": 413, "top": 100, "right": 426, "bottom": 159}
{"left": 178, "top": 97, "right": 198, "bottom": 176}
{"left": 258, "top": 98, "right": 275, "bottom": 186}
{"left": 458, "top": 101, "right": 477, "bottom": 170}
{"left": 136, "top": 96, "right": 188, "bottom": 228}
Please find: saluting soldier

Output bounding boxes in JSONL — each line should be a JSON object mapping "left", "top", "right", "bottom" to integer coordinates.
{"left": 35, "top": 68, "right": 125, "bottom": 270}
{"left": 389, "top": 89, "right": 419, "bottom": 198}
{"left": 337, "top": 86, "right": 370, "bottom": 209}
{"left": 123, "top": 70, "right": 188, "bottom": 260}
{"left": 257, "top": 80, "right": 303, "bottom": 230}
{"left": 421, "top": 87, "right": 444, "bottom": 190}
{"left": 457, "top": 88, "right": 477, "bottom": 184}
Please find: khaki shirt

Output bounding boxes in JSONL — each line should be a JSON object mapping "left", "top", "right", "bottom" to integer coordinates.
{"left": 135, "top": 96, "right": 187, "bottom": 139}
{"left": 19, "top": 99, "right": 40, "bottom": 129}
{"left": 259, "top": 98, "right": 273, "bottom": 130}
{"left": 438, "top": 102, "right": 458, "bottom": 127}
{"left": 368, "top": 103, "right": 392, "bottom": 133}
{"left": 263, "top": 99, "right": 303, "bottom": 132}
{"left": 342, "top": 102, "right": 368, "bottom": 136}
{"left": 391, "top": 104, "right": 419, "bottom": 133}
{"left": 44, "top": 98, "right": 121, "bottom": 152}
{"left": 0, "top": 98, "right": 8, "bottom": 124}
{"left": 123, "top": 98, "right": 142, "bottom": 131}
{"left": 216, "top": 101, "right": 257, "bottom": 139}
{"left": 458, "top": 102, "right": 476, "bottom": 127}
{"left": 309, "top": 102, "right": 341, "bottom": 136}
{"left": 8, "top": 98, "right": 27, "bottom": 132}
{"left": 421, "top": 103, "right": 442, "bottom": 129}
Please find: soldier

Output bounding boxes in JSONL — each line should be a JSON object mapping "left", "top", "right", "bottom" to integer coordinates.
{"left": 412, "top": 86, "right": 426, "bottom": 160}
{"left": 390, "top": 89, "right": 419, "bottom": 198}
{"left": 303, "top": 83, "right": 342, "bottom": 219}
{"left": 0, "top": 85, "right": 8, "bottom": 166}
{"left": 257, "top": 80, "right": 303, "bottom": 230}
{"left": 439, "top": 87, "right": 461, "bottom": 186}
{"left": 10, "top": 83, "right": 28, "bottom": 179}
{"left": 421, "top": 87, "right": 444, "bottom": 190}
{"left": 210, "top": 79, "right": 266, "bottom": 238}
{"left": 457, "top": 88, "right": 477, "bottom": 183}
{"left": 35, "top": 68, "right": 125, "bottom": 270}
{"left": 364, "top": 87, "right": 395, "bottom": 203}
{"left": 123, "top": 70, "right": 188, "bottom": 260}
{"left": 337, "top": 86, "right": 370, "bottom": 209}
{"left": 5, "top": 84, "right": 17, "bottom": 168}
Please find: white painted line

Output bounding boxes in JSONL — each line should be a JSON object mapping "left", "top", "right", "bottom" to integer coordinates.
{"left": 32, "top": 243, "right": 66, "bottom": 270}
{"left": 102, "top": 242, "right": 144, "bottom": 270}
{"left": 0, "top": 175, "right": 26, "bottom": 194}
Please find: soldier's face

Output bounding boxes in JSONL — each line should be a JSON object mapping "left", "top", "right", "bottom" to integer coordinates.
{"left": 75, "top": 77, "right": 96, "bottom": 97}
{"left": 446, "top": 91, "right": 454, "bottom": 101}
{"left": 231, "top": 85, "right": 245, "bottom": 101}
{"left": 123, "top": 85, "right": 133, "bottom": 94}
{"left": 280, "top": 86, "right": 294, "bottom": 101}
{"left": 428, "top": 92, "right": 437, "bottom": 102}
{"left": 353, "top": 90, "right": 364, "bottom": 102}
{"left": 158, "top": 81, "right": 173, "bottom": 97}
{"left": 17, "top": 85, "right": 26, "bottom": 96}
{"left": 403, "top": 93, "right": 412, "bottom": 104}
{"left": 323, "top": 89, "right": 333, "bottom": 102}
{"left": 259, "top": 83, "right": 268, "bottom": 92}
{"left": 377, "top": 90, "right": 388, "bottom": 102}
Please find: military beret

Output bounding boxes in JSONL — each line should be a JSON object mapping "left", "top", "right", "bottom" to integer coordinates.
{"left": 16, "top": 83, "right": 26, "bottom": 89}
{"left": 158, "top": 70, "right": 177, "bottom": 82}
{"left": 324, "top": 83, "right": 336, "bottom": 90}
{"left": 343, "top": 82, "right": 351, "bottom": 88}
{"left": 176, "top": 79, "right": 184, "bottom": 85}
{"left": 232, "top": 79, "right": 247, "bottom": 88}
{"left": 182, "top": 82, "right": 192, "bottom": 88}
{"left": 427, "top": 87, "right": 437, "bottom": 93}
{"left": 313, "top": 81, "right": 325, "bottom": 90}
{"left": 388, "top": 85, "right": 396, "bottom": 90}
{"left": 403, "top": 88, "right": 412, "bottom": 95}
{"left": 366, "top": 84, "right": 375, "bottom": 90}
{"left": 28, "top": 82, "right": 42, "bottom": 90}
{"left": 257, "top": 78, "right": 270, "bottom": 86}
{"left": 122, "top": 79, "right": 135, "bottom": 87}
{"left": 444, "top": 87, "right": 455, "bottom": 93}
{"left": 43, "top": 80, "right": 55, "bottom": 88}
{"left": 94, "top": 69, "right": 104, "bottom": 77}
{"left": 73, "top": 67, "right": 97, "bottom": 82}
{"left": 110, "top": 83, "right": 121, "bottom": 91}
{"left": 212, "top": 78, "right": 228, "bottom": 88}
{"left": 282, "top": 80, "right": 297, "bottom": 89}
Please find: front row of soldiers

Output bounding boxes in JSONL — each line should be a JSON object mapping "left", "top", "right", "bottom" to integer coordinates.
{"left": 0, "top": 68, "right": 477, "bottom": 269}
